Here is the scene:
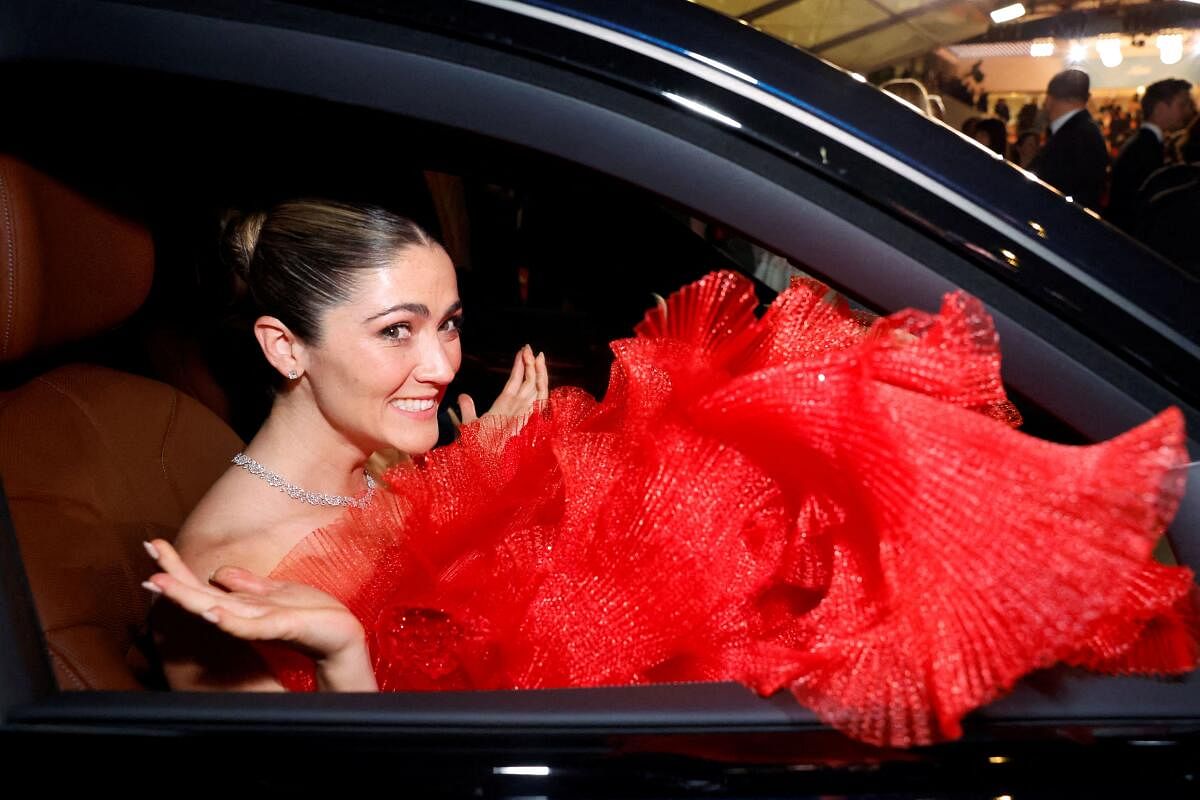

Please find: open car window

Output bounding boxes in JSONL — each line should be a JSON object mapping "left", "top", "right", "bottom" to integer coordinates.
{"left": 2, "top": 0, "right": 1199, "bottom": 790}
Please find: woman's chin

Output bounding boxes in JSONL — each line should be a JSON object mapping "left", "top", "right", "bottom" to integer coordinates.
{"left": 383, "top": 427, "right": 439, "bottom": 457}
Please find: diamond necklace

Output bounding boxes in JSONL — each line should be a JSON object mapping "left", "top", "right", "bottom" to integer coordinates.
{"left": 231, "top": 452, "right": 377, "bottom": 509}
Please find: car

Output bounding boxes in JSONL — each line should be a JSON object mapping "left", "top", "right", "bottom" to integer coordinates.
{"left": 2, "top": 0, "right": 1198, "bottom": 795}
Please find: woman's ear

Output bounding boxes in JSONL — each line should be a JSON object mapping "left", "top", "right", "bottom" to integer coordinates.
{"left": 254, "top": 316, "right": 306, "bottom": 381}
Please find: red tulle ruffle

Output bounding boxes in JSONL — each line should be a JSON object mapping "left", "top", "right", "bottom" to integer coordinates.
{"left": 265, "top": 271, "right": 1196, "bottom": 747}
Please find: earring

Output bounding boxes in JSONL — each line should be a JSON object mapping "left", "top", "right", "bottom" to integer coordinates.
{"left": 287, "top": 369, "right": 299, "bottom": 380}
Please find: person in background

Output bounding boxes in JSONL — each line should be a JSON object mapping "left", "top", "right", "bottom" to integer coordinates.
{"left": 1012, "top": 130, "right": 1041, "bottom": 169}
{"left": 972, "top": 117, "right": 1008, "bottom": 156}
{"left": 994, "top": 98, "right": 1011, "bottom": 123}
{"left": 1106, "top": 78, "right": 1195, "bottom": 232}
{"left": 1109, "top": 105, "right": 1132, "bottom": 150}
{"left": 1029, "top": 69, "right": 1109, "bottom": 210}
{"left": 1015, "top": 102, "right": 1040, "bottom": 134}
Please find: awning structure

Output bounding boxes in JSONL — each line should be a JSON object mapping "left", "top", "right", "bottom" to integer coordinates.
{"left": 695, "top": 0, "right": 1200, "bottom": 76}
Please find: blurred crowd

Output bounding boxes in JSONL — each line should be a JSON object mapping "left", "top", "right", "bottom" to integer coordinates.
{"left": 880, "top": 71, "right": 1200, "bottom": 272}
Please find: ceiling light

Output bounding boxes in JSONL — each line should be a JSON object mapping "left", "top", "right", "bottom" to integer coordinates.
{"left": 990, "top": 3, "right": 1026, "bottom": 23}
{"left": 1097, "top": 35, "right": 1123, "bottom": 68}
{"left": 1158, "top": 32, "right": 1184, "bottom": 65}
{"left": 1068, "top": 41, "right": 1088, "bottom": 62}
{"left": 1030, "top": 38, "right": 1055, "bottom": 57}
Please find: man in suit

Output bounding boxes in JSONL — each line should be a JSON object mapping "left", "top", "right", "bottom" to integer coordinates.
{"left": 1030, "top": 69, "right": 1109, "bottom": 211}
{"left": 1106, "top": 78, "right": 1194, "bottom": 232}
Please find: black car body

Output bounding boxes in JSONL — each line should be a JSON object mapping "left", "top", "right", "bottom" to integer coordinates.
{"left": 1, "top": 1, "right": 1198, "bottom": 795}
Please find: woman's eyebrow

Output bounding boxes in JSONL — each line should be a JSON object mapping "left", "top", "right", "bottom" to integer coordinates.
{"left": 362, "top": 300, "right": 462, "bottom": 324}
{"left": 363, "top": 302, "right": 429, "bottom": 323}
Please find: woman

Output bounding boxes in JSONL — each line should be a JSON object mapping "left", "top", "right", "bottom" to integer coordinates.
{"left": 146, "top": 200, "right": 1195, "bottom": 748}
{"left": 146, "top": 200, "right": 547, "bottom": 691}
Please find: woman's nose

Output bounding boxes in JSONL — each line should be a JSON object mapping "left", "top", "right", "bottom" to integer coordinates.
{"left": 413, "top": 335, "right": 456, "bottom": 384}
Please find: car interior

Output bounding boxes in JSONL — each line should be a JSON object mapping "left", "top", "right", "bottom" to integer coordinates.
{"left": 0, "top": 68, "right": 797, "bottom": 692}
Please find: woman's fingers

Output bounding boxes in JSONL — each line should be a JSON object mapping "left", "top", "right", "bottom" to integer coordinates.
{"left": 498, "top": 347, "right": 527, "bottom": 399}
{"left": 456, "top": 393, "right": 478, "bottom": 425}
{"left": 519, "top": 346, "right": 538, "bottom": 400}
{"left": 203, "top": 606, "right": 292, "bottom": 642}
{"left": 146, "top": 570, "right": 271, "bottom": 619}
{"left": 205, "top": 602, "right": 362, "bottom": 657}
{"left": 210, "top": 565, "right": 275, "bottom": 596}
{"left": 145, "top": 572, "right": 228, "bottom": 616}
{"left": 535, "top": 351, "right": 549, "bottom": 401}
{"left": 145, "top": 539, "right": 208, "bottom": 591}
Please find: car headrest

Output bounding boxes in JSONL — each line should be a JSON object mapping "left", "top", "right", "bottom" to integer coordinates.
{"left": 0, "top": 155, "right": 154, "bottom": 363}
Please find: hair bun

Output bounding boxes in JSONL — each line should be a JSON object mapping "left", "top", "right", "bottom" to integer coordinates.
{"left": 221, "top": 209, "right": 268, "bottom": 281}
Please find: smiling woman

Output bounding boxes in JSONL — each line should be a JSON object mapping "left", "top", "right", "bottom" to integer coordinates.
{"left": 148, "top": 199, "right": 547, "bottom": 692}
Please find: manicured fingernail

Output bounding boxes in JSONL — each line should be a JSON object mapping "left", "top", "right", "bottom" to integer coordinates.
{"left": 143, "top": 541, "right": 160, "bottom": 560}
{"left": 141, "top": 580, "right": 162, "bottom": 595}
{"left": 202, "top": 610, "right": 219, "bottom": 623}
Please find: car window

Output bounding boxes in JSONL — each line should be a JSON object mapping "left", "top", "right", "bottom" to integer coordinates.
{"left": 0, "top": 61, "right": 1173, "bottom": 514}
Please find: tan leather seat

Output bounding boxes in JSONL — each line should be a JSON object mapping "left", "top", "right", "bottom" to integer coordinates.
{"left": 0, "top": 155, "right": 242, "bottom": 689}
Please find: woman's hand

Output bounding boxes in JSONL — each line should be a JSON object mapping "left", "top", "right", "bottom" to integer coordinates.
{"left": 455, "top": 344, "right": 548, "bottom": 427}
{"left": 143, "top": 539, "right": 377, "bottom": 690}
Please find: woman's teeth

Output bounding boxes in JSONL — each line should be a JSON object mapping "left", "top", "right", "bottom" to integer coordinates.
{"left": 391, "top": 398, "right": 436, "bottom": 412}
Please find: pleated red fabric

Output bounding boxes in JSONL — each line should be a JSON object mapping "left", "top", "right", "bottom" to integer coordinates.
{"left": 265, "top": 271, "right": 1197, "bottom": 747}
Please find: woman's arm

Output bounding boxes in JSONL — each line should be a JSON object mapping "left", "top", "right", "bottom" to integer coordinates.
{"left": 146, "top": 538, "right": 378, "bottom": 692}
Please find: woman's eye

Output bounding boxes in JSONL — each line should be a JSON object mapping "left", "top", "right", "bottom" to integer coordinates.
{"left": 381, "top": 323, "right": 412, "bottom": 341}
{"left": 440, "top": 315, "right": 464, "bottom": 336}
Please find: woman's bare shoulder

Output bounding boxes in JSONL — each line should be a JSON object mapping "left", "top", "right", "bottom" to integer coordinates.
{"left": 173, "top": 468, "right": 344, "bottom": 579}
{"left": 174, "top": 473, "right": 298, "bottom": 578}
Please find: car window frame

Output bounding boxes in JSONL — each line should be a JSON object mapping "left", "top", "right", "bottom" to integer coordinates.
{"left": 2, "top": 0, "right": 1198, "bottom": 743}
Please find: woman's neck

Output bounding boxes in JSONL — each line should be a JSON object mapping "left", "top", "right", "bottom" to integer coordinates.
{"left": 243, "top": 390, "right": 372, "bottom": 499}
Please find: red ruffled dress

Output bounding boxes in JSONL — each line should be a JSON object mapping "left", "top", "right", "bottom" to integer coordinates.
{"left": 265, "top": 271, "right": 1197, "bottom": 747}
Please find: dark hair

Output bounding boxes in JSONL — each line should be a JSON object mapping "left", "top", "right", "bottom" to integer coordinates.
{"left": 1142, "top": 78, "right": 1192, "bottom": 120}
{"left": 973, "top": 116, "right": 1008, "bottom": 155}
{"left": 1015, "top": 102, "right": 1039, "bottom": 131}
{"left": 1047, "top": 69, "right": 1090, "bottom": 102}
{"left": 222, "top": 200, "right": 438, "bottom": 344}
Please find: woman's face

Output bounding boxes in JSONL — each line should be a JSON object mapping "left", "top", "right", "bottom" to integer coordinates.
{"left": 302, "top": 244, "right": 462, "bottom": 455}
